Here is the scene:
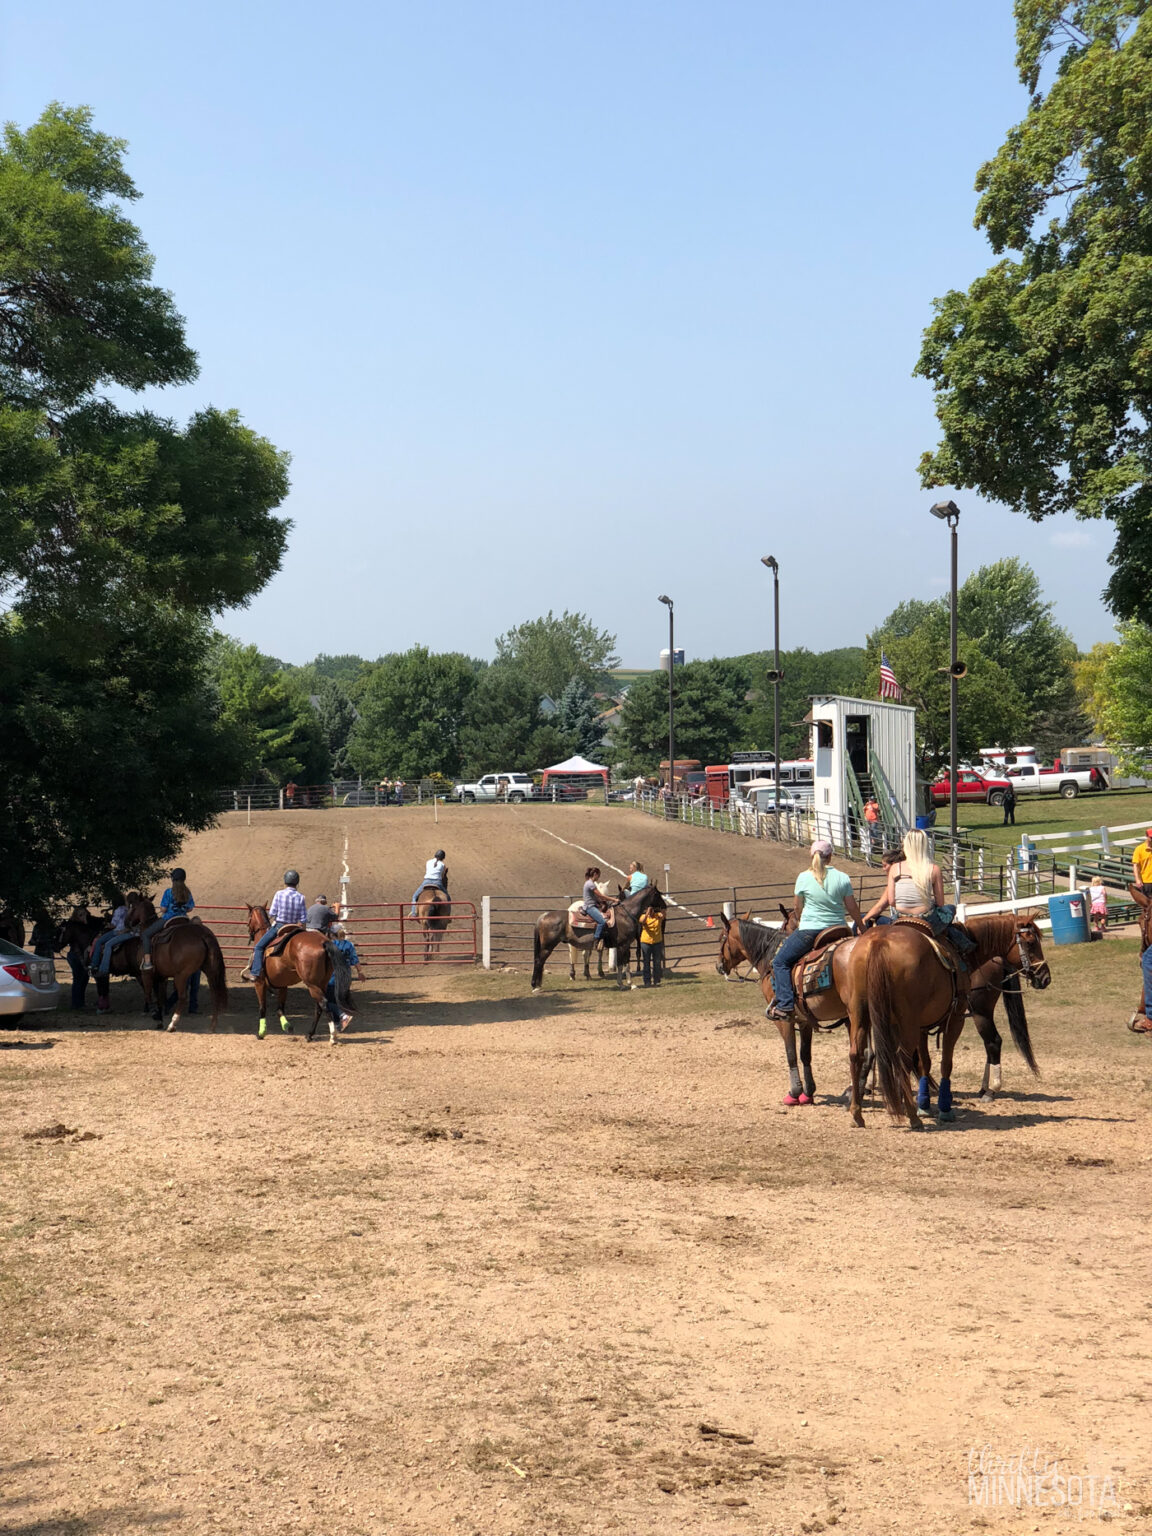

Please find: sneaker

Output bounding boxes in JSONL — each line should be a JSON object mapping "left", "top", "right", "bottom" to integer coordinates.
{"left": 240, "top": 967, "right": 254, "bottom": 982}
{"left": 140, "top": 957, "right": 153, "bottom": 972}
{"left": 339, "top": 1013, "right": 354, "bottom": 1033}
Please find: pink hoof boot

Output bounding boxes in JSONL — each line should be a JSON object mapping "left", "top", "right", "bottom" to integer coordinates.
{"left": 797, "top": 1093, "right": 813, "bottom": 1105}
{"left": 782, "top": 1093, "right": 801, "bottom": 1106}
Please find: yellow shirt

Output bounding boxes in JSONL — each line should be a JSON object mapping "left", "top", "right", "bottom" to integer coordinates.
{"left": 1133, "top": 844, "right": 1152, "bottom": 884}
{"left": 639, "top": 910, "right": 665, "bottom": 944}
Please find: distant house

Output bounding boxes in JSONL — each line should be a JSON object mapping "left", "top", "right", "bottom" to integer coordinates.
{"left": 539, "top": 695, "right": 558, "bottom": 717}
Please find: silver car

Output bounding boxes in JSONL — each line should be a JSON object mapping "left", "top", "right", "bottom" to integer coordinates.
{"left": 0, "top": 939, "right": 61, "bottom": 1018}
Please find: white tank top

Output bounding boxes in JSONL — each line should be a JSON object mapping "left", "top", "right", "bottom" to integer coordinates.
{"left": 425, "top": 858, "right": 445, "bottom": 881}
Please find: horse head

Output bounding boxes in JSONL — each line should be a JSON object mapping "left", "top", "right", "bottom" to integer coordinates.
{"left": 1009, "top": 914, "right": 1051, "bottom": 990}
{"left": 716, "top": 915, "right": 748, "bottom": 975}
{"left": 245, "top": 904, "right": 269, "bottom": 942}
{"left": 127, "top": 893, "right": 157, "bottom": 928}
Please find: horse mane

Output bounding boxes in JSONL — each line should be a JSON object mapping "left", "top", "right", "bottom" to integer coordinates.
{"left": 736, "top": 917, "right": 786, "bottom": 970}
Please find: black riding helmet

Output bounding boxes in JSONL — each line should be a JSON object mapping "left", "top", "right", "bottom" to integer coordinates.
{"left": 171, "top": 868, "right": 186, "bottom": 881}
{"left": 284, "top": 869, "right": 300, "bottom": 886}
{"left": 434, "top": 849, "right": 446, "bottom": 860}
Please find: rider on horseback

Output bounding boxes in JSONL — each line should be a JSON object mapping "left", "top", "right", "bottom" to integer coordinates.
{"left": 769, "top": 840, "right": 863, "bottom": 1022}
{"left": 410, "top": 851, "right": 449, "bottom": 916}
{"left": 242, "top": 870, "right": 307, "bottom": 980}
{"left": 140, "top": 869, "right": 195, "bottom": 971}
{"left": 864, "top": 829, "right": 976, "bottom": 958}
{"left": 581, "top": 865, "right": 614, "bottom": 943}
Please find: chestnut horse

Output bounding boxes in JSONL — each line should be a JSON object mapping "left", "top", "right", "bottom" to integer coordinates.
{"left": 120, "top": 896, "right": 229, "bottom": 1031}
{"left": 415, "top": 885, "right": 451, "bottom": 961}
{"left": 244, "top": 905, "right": 354, "bottom": 1043}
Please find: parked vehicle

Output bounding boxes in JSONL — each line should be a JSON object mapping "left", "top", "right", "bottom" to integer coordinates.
{"left": 746, "top": 785, "right": 802, "bottom": 813}
{"left": 930, "top": 770, "right": 1012, "bottom": 807}
{"left": 1003, "top": 763, "right": 1109, "bottom": 798}
{"left": 453, "top": 772, "right": 536, "bottom": 803}
{"left": 0, "top": 940, "right": 60, "bottom": 1019}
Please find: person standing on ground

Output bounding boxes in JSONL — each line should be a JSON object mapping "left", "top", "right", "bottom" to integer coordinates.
{"left": 306, "top": 893, "right": 340, "bottom": 933}
{"left": 1002, "top": 782, "right": 1017, "bottom": 826}
{"left": 326, "top": 921, "right": 362, "bottom": 1032}
{"left": 639, "top": 903, "right": 665, "bottom": 987}
{"left": 1089, "top": 880, "right": 1108, "bottom": 937}
{"left": 769, "top": 840, "right": 864, "bottom": 1022}
{"left": 1132, "top": 829, "right": 1152, "bottom": 895}
{"left": 626, "top": 861, "right": 649, "bottom": 894}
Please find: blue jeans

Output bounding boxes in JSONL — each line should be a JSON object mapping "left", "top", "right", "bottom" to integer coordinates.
{"left": 411, "top": 879, "right": 448, "bottom": 916}
{"left": 92, "top": 929, "right": 135, "bottom": 975}
{"left": 584, "top": 906, "right": 609, "bottom": 942}
{"left": 772, "top": 928, "right": 820, "bottom": 1012}
{"left": 140, "top": 917, "right": 166, "bottom": 958}
{"left": 251, "top": 922, "right": 282, "bottom": 978}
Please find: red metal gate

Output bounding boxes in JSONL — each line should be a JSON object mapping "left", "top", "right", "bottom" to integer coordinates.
{"left": 193, "top": 902, "right": 477, "bottom": 973}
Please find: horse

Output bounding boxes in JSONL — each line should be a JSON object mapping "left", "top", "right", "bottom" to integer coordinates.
{"left": 244, "top": 905, "right": 354, "bottom": 1043}
{"left": 120, "top": 895, "right": 229, "bottom": 1031}
{"left": 716, "top": 908, "right": 870, "bottom": 1106}
{"left": 414, "top": 884, "right": 451, "bottom": 962}
{"left": 1126, "top": 884, "right": 1152, "bottom": 1032}
{"left": 717, "top": 909, "right": 1049, "bottom": 1124}
{"left": 567, "top": 882, "right": 616, "bottom": 981}
{"left": 864, "top": 913, "right": 1050, "bottom": 1129}
{"left": 531, "top": 884, "right": 665, "bottom": 992}
{"left": 964, "top": 957, "right": 1041, "bottom": 1099}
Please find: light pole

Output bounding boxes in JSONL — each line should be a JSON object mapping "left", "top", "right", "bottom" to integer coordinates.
{"left": 930, "top": 500, "right": 962, "bottom": 856}
{"left": 658, "top": 595, "right": 674, "bottom": 817}
{"left": 760, "top": 556, "right": 783, "bottom": 841}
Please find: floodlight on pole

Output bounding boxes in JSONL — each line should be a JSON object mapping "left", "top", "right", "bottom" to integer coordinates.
{"left": 658, "top": 596, "right": 674, "bottom": 815}
{"left": 760, "top": 556, "right": 782, "bottom": 840}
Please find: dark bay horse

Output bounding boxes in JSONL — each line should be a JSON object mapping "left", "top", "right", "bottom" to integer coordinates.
{"left": 865, "top": 914, "right": 1049, "bottom": 1130}
{"left": 245, "top": 905, "right": 353, "bottom": 1043}
{"left": 531, "top": 884, "right": 665, "bottom": 991}
{"left": 415, "top": 885, "right": 451, "bottom": 961}
{"left": 122, "top": 896, "right": 229, "bottom": 1030}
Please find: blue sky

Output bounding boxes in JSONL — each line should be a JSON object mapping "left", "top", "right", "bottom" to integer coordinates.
{"left": 4, "top": 0, "right": 1117, "bottom": 666}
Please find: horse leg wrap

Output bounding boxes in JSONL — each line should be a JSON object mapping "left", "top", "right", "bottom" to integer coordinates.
{"left": 917, "top": 1075, "right": 932, "bottom": 1112}
{"left": 257, "top": 1018, "right": 267, "bottom": 1040}
{"left": 280, "top": 1015, "right": 291, "bottom": 1033}
{"left": 938, "top": 1077, "right": 954, "bottom": 1118}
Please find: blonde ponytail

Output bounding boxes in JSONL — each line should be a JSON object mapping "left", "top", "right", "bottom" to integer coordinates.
{"left": 809, "top": 849, "right": 828, "bottom": 886}
{"left": 901, "top": 829, "right": 936, "bottom": 907}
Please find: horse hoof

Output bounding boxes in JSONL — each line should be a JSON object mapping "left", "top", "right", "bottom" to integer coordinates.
{"left": 978, "top": 1091, "right": 995, "bottom": 1103}
{"left": 166, "top": 1021, "right": 176, "bottom": 1033}
{"left": 782, "top": 1093, "right": 801, "bottom": 1106}
{"left": 917, "top": 1107, "right": 936, "bottom": 1121}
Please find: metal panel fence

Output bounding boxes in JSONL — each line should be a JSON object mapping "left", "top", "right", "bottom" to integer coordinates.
{"left": 482, "top": 875, "right": 888, "bottom": 974}
{"left": 191, "top": 902, "right": 477, "bottom": 973}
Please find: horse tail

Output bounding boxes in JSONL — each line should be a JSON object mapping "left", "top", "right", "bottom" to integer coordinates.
{"left": 867, "top": 936, "right": 910, "bottom": 1119}
{"left": 325, "top": 941, "right": 354, "bottom": 1013}
{"left": 1002, "top": 970, "right": 1039, "bottom": 1075}
{"left": 201, "top": 929, "right": 229, "bottom": 1015}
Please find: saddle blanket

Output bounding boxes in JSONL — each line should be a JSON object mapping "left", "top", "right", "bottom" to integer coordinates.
{"left": 798, "top": 937, "right": 850, "bottom": 999}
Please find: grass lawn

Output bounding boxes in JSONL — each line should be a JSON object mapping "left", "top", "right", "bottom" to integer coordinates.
{"left": 954, "top": 785, "right": 1152, "bottom": 853}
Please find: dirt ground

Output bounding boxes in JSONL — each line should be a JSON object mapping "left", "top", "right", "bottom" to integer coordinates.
{"left": 3, "top": 807, "right": 1151, "bottom": 1535}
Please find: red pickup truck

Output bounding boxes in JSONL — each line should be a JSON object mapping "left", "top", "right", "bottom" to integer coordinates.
{"left": 931, "top": 770, "right": 1012, "bottom": 807}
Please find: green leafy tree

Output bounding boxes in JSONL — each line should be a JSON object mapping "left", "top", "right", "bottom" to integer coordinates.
{"left": 616, "top": 659, "right": 749, "bottom": 774}
{"left": 1089, "top": 622, "right": 1152, "bottom": 769}
{"left": 737, "top": 647, "right": 868, "bottom": 760}
{"left": 915, "top": 5, "right": 1152, "bottom": 621}
{"left": 214, "top": 642, "right": 328, "bottom": 784}
{"left": 0, "top": 104, "right": 290, "bottom": 911}
{"left": 314, "top": 676, "right": 357, "bottom": 778}
{"left": 346, "top": 647, "right": 477, "bottom": 780}
{"left": 1075, "top": 639, "right": 1119, "bottom": 734}
{"left": 494, "top": 611, "right": 619, "bottom": 701}
{"left": 459, "top": 665, "right": 547, "bottom": 775}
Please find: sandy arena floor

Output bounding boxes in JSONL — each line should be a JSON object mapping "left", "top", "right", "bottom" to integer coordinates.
{"left": 2, "top": 807, "right": 1150, "bottom": 1535}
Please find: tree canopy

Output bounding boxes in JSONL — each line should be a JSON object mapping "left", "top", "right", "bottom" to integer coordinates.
{"left": 616, "top": 659, "right": 750, "bottom": 773}
{"left": 0, "top": 104, "right": 290, "bottom": 911}
{"left": 494, "top": 611, "right": 619, "bottom": 701}
{"left": 916, "top": 4, "right": 1152, "bottom": 621}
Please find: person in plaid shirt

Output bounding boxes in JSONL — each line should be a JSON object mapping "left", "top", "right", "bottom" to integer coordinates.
{"left": 243, "top": 869, "right": 307, "bottom": 980}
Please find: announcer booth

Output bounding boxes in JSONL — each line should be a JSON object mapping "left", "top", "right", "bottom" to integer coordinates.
{"left": 540, "top": 754, "right": 610, "bottom": 801}
{"left": 808, "top": 695, "right": 916, "bottom": 840}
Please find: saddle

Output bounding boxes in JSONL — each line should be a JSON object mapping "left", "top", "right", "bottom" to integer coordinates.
{"left": 569, "top": 902, "right": 615, "bottom": 933}
{"left": 893, "top": 914, "right": 970, "bottom": 981}
{"left": 266, "top": 923, "right": 305, "bottom": 959}
{"left": 149, "top": 915, "right": 196, "bottom": 950}
{"left": 794, "top": 926, "right": 853, "bottom": 1024}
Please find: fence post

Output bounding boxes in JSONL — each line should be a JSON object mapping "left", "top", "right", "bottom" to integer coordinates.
{"left": 1069, "top": 861, "right": 1077, "bottom": 892}
{"left": 481, "top": 895, "right": 491, "bottom": 969}
{"left": 399, "top": 905, "right": 406, "bottom": 966}
{"left": 247, "top": 795, "right": 251, "bottom": 826}
{"left": 279, "top": 788, "right": 284, "bottom": 810}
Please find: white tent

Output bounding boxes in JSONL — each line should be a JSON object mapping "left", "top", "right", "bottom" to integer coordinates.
{"left": 541, "top": 754, "right": 610, "bottom": 792}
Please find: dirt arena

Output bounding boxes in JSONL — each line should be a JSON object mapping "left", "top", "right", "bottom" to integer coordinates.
{"left": 2, "top": 806, "right": 1151, "bottom": 1535}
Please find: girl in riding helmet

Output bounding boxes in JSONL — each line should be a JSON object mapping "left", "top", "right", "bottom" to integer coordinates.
{"left": 140, "top": 869, "right": 195, "bottom": 971}
{"left": 411, "top": 851, "right": 449, "bottom": 916}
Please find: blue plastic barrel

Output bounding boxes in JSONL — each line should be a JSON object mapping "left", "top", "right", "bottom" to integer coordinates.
{"left": 1047, "top": 891, "right": 1090, "bottom": 946}
{"left": 915, "top": 813, "right": 936, "bottom": 830}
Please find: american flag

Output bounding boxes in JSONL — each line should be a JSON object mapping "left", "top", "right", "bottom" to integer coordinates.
{"left": 879, "top": 651, "right": 902, "bottom": 701}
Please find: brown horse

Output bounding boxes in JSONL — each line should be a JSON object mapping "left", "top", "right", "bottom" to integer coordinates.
{"left": 1126, "top": 884, "right": 1152, "bottom": 1032}
{"left": 123, "top": 895, "right": 229, "bottom": 1031}
{"left": 864, "top": 913, "right": 1050, "bottom": 1129}
{"left": 244, "top": 905, "right": 354, "bottom": 1043}
{"left": 415, "top": 885, "right": 451, "bottom": 961}
{"left": 531, "top": 884, "right": 665, "bottom": 991}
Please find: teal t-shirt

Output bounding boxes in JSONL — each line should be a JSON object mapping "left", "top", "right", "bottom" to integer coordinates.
{"left": 795, "top": 868, "right": 853, "bottom": 931}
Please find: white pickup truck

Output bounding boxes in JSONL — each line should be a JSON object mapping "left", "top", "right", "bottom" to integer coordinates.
{"left": 453, "top": 771, "right": 536, "bottom": 803}
{"left": 1004, "top": 763, "right": 1110, "bottom": 799}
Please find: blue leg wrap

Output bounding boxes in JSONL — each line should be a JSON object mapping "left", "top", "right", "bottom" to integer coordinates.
{"left": 938, "top": 1078, "right": 953, "bottom": 1114}
{"left": 917, "top": 1075, "right": 931, "bottom": 1111}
